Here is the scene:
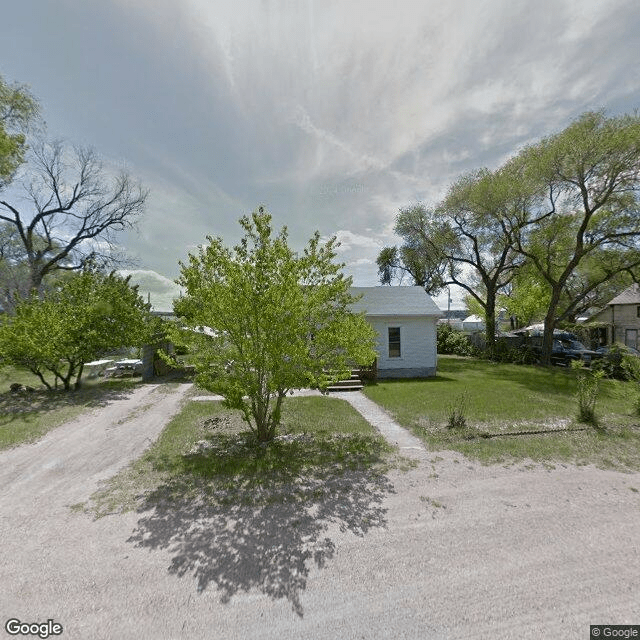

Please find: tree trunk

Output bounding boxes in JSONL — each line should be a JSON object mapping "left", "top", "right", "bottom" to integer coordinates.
{"left": 28, "top": 266, "right": 43, "bottom": 297}
{"left": 74, "top": 363, "right": 85, "bottom": 390}
{"left": 540, "top": 287, "right": 563, "bottom": 366}
{"left": 252, "top": 392, "right": 271, "bottom": 442}
{"left": 484, "top": 290, "right": 497, "bottom": 356}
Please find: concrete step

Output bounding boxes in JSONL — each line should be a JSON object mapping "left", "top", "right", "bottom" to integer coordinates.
{"left": 325, "top": 379, "right": 364, "bottom": 392}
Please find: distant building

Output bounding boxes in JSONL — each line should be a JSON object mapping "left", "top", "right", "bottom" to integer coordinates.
{"left": 462, "top": 314, "right": 485, "bottom": 332}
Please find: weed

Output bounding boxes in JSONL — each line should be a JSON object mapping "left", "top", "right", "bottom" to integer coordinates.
{"left": 446, "top": 391, "right": 468, "bottom": 429}
{"left": 571, "top": 360, "right": 604, "bottom": 426}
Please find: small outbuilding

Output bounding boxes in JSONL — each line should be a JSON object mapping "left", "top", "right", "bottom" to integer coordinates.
{"left": 462, "top": 314, "right": 485, "bottom": 332}
{"left": 350, "top": 286, "right": 442, "bottom": 378}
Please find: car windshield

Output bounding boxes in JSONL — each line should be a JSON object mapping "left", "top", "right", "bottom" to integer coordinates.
{"left": 557, "top": 339, "right": 586, "bottom": 350}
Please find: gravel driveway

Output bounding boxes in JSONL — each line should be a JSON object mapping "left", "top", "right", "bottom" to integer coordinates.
{"left": 1, "top": 383, "right": 639, "bottom": 639}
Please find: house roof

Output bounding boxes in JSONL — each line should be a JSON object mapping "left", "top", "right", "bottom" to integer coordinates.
{"left": 608, "top": 283, "right": 640, "bottom": 305}
{"left": 349, "top": 286, "right": 442, "bottom": 317}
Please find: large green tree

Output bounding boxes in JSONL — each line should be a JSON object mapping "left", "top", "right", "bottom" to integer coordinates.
{"left": 175, "top": 208, "right": 377, "bottom": 443}
{"left": 378, "top": 167, "right": 535, "bottom": 350}
{"left": 507, "top": 111, "right": 640, "bottom": 363}
{"left": 376, "top": 206, "right": 450, "bottom": 292}
{"left": 0, "top": 270, "right": 151, "bottom": 390}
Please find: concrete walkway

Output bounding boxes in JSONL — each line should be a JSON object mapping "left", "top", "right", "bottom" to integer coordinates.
{"left": 329, "top": 390, "right": 426, "bottom": 458}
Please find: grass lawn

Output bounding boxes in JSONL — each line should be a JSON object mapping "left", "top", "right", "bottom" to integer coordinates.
{"left": 0, "top": 364, "right": 140, "bottom": 450}
{"left": 85, "top": 396, "right": 400, "bottom": 517}
{"left": 363, "top": 355, "right": 640, "bottom": 470}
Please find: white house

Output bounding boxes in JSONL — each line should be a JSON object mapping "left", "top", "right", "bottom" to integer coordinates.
{"left": 350, "top": 286, "right": 442, "bottom": 378}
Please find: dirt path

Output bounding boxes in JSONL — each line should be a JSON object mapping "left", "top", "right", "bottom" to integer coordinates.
{"left": 0, "top": 383, "right": 192, "bottom": 511}
{"left": 1, "top": 386, "right": 639, "bottom": 639}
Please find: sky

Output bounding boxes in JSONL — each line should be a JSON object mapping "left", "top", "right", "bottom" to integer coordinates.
{"left": 2, "top": 0, "right": 640, "bottom": 311}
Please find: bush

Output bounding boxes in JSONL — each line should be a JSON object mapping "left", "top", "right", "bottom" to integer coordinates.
{"left": 571, "top": 360, "right": 604, "bottom": 426}
{"left": 487, "top": 338, "right": 538, "bottom": 365}
{"left": 592, "top": 343, "right": 640, "bottom": 380}
{"left": 437, "top": 324, "right": 474, "bottom": 356}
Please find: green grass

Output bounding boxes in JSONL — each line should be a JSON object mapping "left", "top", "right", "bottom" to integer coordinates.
{"left": 85, "top": 396, "right": 399, "bottom": 517}
{"left": 364, "top": 356, "right": 640, "bottom": 469}
{"left": 0, "top": 364, "right": 140, "bottom": 450}
{"left": 0, "top": 363, "right": 58, "bottom": 390}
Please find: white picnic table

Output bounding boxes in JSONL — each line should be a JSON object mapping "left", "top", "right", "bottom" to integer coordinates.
{"left": 84, "top": 359, "right": 115, "bottom": 378}
{"left": 104, "top": 359, "right": 143, "bottom": 377}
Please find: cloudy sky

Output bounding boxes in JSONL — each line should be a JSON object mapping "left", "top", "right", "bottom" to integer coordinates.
{"left": 2, "top": 0, "right": 640, "bottom": 310}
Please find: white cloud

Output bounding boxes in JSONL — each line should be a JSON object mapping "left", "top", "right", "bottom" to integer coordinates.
{"left": 2, "top": 0, "right": 638, "bottom": 291}
{"left": 332, "top": 230, "right": 384, "bottom": 252}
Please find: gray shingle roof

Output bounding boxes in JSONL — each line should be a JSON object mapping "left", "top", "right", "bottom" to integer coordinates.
{"left": 609, "top": 283, "right": 640, "bottom": 305}
{"left": 349, "top": 286, "right": 442, "bottom": 317}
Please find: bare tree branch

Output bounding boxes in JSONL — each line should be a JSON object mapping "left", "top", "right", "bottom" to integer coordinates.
{"left": 0, "top": 137, "right": 147, "bottom": 295}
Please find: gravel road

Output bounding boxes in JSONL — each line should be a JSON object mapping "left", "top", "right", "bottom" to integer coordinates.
{"left": 1, "top": 384, "right": 639, "bottom": 639}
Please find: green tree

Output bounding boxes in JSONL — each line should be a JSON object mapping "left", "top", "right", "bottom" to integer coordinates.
{"left": 0, "top": 295, "right": 64, "bottom": 388}
{"left": 0, "top": 75, "right": 39, "bottom": 189}
{"left": 499, "top": 265, "right": 552, "bottom": 328}
{"left": 174, "top": 208, "right": 377, "bottom": 443}
{"left": 508, "top": 111, "right": 640, "bottom": 363}
{"left": 0, "top": 270, "right": 151, "bottom": 390}
{"left": 376, "top": 206, "right": 450, "bottom": 292}
{"left": 378, "top": 168, "right": 534, "bottom": 352}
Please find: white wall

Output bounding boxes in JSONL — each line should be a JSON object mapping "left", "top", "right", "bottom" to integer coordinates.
{"left": 367, "top": 315, "right": 438, "bottom": 377}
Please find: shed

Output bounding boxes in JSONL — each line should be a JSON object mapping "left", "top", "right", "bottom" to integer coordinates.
{"left": 350, "top": 286, "right": 442, "bottom": 378}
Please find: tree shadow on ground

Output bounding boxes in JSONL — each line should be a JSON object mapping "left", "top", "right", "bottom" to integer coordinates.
{"left": 127, "top": 438, "right": 395, "bottom": 617}
{"left": 0, "top": 382, "right": 138, "bottom": 426}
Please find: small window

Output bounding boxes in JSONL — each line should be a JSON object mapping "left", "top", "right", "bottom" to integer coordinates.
{"left": 388, "top": 327, "right": 401, "bottom": 358}
{"left": 637, "top": 306, "right": 640, "bottom": 318}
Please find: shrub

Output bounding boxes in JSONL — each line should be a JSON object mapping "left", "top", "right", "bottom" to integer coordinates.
{"left": 487, "top": 338, "right": 538, "bottom": 365}
{"left": 437, "top": 324, "right": 474, "bottom": 356}
{"left": 592, "top": 343, "right": 640, "bottom": 380}
{"left": 571, "top": 360, "right": 604, "bottom": 426}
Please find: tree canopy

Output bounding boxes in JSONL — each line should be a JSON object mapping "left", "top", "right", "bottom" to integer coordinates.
{"left": 378, "top": 111, "right": 640, "bottom": 362}
{"left": 0, "top": 269, "right": 152, "bottom": 390}
{"left": 174, "top": 208, "right": 377, "bottom": 443}
{"left": 0, "top": 75, "right": 38, "bottom": 189}
{"left": 507, "top": 111, "right": 640, "bottom": 362}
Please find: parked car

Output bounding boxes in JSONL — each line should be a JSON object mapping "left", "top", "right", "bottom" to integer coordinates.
{"left": 514, "top": 329, "right": 602, "bottom": 366}
{"left": 547, "top": 337, "right": 601, "bottom": 367}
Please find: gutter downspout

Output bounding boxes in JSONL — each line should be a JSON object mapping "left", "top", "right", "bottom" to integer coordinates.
{"left": 611, "top": 304, "right": 615, "bottom": 344}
